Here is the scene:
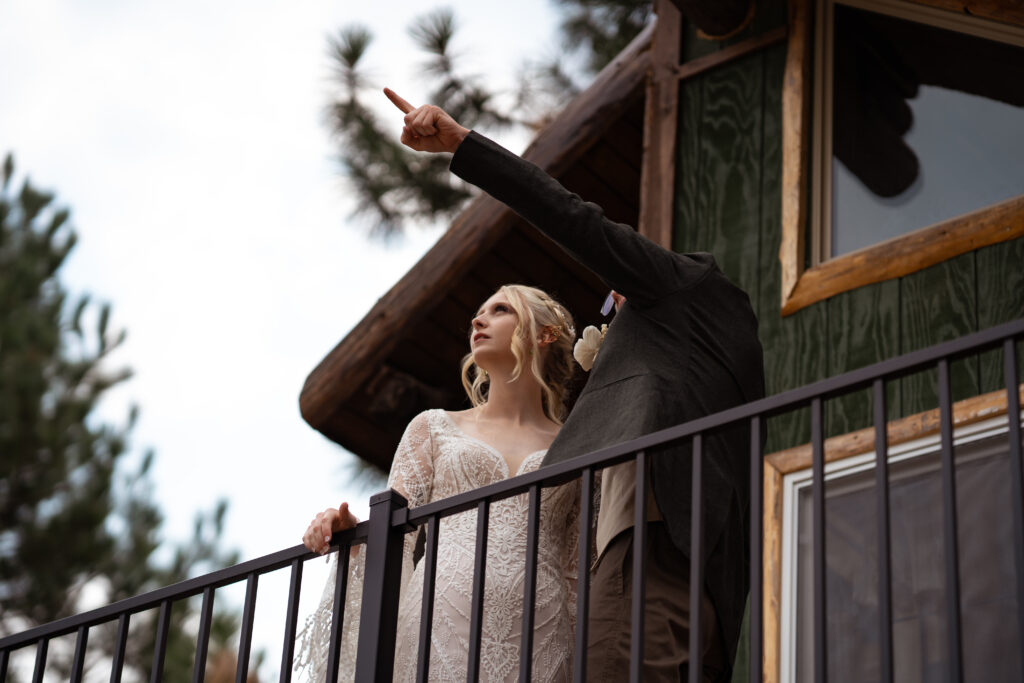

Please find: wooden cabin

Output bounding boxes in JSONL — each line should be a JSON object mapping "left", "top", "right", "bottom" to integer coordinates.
{"left": 301, "top": 0, "right": 1024, "bottom": 680}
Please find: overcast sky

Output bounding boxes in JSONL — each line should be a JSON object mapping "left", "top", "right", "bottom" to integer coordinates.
{"left": 0, "top": 0, "right": 568, "bottom": 677}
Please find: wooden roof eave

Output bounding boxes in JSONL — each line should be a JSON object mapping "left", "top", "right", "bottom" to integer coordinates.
{"left": 299, "top": 22, "right": 655, "bottom": 435}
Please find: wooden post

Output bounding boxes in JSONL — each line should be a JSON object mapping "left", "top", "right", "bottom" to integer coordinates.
{"left": 639, "top": 0, "right": 682, "bottom": 250}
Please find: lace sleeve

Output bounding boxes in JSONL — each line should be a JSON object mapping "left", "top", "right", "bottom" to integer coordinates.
{"left": 386, "top": 412, "right": 435, "bottom": 596}
{"left": 294, "top": 412, "right": 436, "bottom": 682}
{"left": 386, "top": 411, "right": 435, "bottom": 509}
{"left": 294, "top": 552, "right": 364, "bottom": 682}
{"left": 560, "top": 470, "right": 601, "bottom": 634}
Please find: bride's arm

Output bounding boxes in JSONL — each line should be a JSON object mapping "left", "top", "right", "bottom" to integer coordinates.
{"left": 295, "top": 412, "right": 436, "bottom": 681}
{"left": 384, "top": 412, "right": 436, "bottom": 591}
{"left": 386, "top": 411, "right": 436, "bottom": 510}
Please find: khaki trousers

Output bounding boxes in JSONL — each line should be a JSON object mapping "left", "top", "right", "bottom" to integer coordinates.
{"left": 586, "top": 523, "right": 726, "bottom": 682}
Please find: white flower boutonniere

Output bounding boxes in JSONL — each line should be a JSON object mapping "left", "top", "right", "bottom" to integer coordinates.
{"left": 573, "top": 324, "right": 608, "bottom": 371}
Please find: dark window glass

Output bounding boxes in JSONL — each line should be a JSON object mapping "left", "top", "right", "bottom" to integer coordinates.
{"left": 793, "top": 429, "right": 1022, "bottom": 682}
{"left": 830, "top": 5, "right": 1024, "bottom": 258}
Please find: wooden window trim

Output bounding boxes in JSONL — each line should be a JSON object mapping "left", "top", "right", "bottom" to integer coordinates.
{"left": 639, "top": 0, "right": 683, "bottom": 249}
{"left": 881, "top": 0, "right": 1024, "bottom": 27}
{"left": 759, "top": 384, "right": 1024, "bottom": 682}
{"left": 780, "top": 0, "right": 1024, "bottom": 317}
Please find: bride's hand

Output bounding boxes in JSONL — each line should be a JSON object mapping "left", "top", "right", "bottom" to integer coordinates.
{"left": 302, "top": 502, "right": 359, "bottom": 555}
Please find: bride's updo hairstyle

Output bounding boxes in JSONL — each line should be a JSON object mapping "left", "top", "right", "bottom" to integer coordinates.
{"left": 460, "top": 285, "right": 577, "bottom": 424}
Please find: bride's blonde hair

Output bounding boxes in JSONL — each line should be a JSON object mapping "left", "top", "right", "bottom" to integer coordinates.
{"left": 460, "top": 285, "right": 577, "bottom": 424}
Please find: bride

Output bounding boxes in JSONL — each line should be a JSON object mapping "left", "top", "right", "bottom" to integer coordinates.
{"left": 298, "top": 284, "right": 582, "bottom": 682}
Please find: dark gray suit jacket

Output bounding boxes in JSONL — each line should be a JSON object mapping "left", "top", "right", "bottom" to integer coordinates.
{"left": 451, "top": 132, "right": 766, "bottom": 674}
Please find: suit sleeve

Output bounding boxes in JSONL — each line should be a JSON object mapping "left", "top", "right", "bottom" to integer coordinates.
{"left": 450, "top": 131, "right": 711, "bottom": 306}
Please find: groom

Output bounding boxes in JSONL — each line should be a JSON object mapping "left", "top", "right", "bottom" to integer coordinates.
{"left": 387, "top": 89, "right": 765, "bottom": 682}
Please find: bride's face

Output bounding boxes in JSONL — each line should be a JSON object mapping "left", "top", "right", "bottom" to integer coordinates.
{"left": 470, "top": 291, "right": 519, "bottom": 370}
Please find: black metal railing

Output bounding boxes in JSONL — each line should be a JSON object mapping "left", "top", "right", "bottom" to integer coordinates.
{"left": 2, "top": 317, "right": 1021, "bottom": 683}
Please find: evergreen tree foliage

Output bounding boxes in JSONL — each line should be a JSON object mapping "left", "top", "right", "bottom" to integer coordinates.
{"left": 0, "top": 154, "right": 244, "bottom": 681}
{"left": 326, "top": 9, "right": 514, "bottom": 238}
{"left": 554, "top": 0, "right": 653, "bottom": 74}
{"left": 327, "top": 2, "right": 651, "bottom": 237}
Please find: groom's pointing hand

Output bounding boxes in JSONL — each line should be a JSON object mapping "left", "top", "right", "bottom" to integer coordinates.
{"left": 384, "top": 87, "right": 469, "bottom": 154}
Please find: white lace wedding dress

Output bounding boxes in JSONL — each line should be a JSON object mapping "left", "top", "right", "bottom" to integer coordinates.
{"left": 296, "top": 409, "right": 581, "bottom": 682}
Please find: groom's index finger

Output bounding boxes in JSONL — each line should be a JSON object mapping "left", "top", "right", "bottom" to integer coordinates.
{"left": 383, "top": 87, "right": 415, "bottom": 114}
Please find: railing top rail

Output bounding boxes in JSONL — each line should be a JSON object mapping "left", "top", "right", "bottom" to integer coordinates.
{"left": 0, "top": 526, "right": 369, "bottom": 651}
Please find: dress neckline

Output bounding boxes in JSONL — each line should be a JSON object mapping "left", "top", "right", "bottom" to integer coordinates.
{"left": 437, "top": 409, "right": 547, "bottom": 478}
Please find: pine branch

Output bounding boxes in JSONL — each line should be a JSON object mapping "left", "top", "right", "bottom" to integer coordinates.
{"left": 326, "top": 9, "right": 525, "bottom": 238}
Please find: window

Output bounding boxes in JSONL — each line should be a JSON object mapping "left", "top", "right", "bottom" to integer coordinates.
{"left": 779, "top": 0, "right": 1024, "bottom": 314}
{"left": 815, "top": 0, "right": 1024, "bottom": 260}
{"left": 778, "top": 415, "right": 1023, "bottom": 681}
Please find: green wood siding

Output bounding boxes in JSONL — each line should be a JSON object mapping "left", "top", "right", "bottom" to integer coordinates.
{"left": 826, "top": 279, "right": 901, "bottom": 435}
{"left": 899, "top": 252, "right": 980, "bottom": 414}
{"left": 675, "top": 38, "right": 828, "bottom": 454}
{"left": 672, "top": 30, "right": 1024, "bottom": 453}
{"left": 978, "top": 238, "right": 1024, "bottom": 392}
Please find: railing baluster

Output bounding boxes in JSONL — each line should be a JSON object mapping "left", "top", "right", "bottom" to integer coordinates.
{"left": 466, "top": 500, "right": 490, "bottom": 683}
{"left": 749, "top": 416, "right": 764, "bottom": 683}
{"left": 873, "top": 379, "right": 894, "bottom": 683}
{"left": 110, "top": 612, "right": 130, "bottom": 683}
{"left": 1005, "top": 338, "right": 1024, "bottom": 681}
{"left": 629, "top": 450, "right": 648, "bottom": 683}
{"left": 0, "top": 648, "right": 8, "bottom": 683}
{"left": 518, "top": 484, "right": 542, "bottom": 682}
{"left": 326, "top": 548, "right": 351, "bottom": 683}
{"left": 573, "top": 467, "right": 595, "bottom": 683}
{"left": 811, "top": 397, "right": 827, "bottom": 683}
{"left": 235, "top": 573, "right": 259, "bottom": 683}
{"left": 416, "top": 515, "right": 441, "bottom": 683}
{"left": 354, "top": 490, "right": 408, "bottom": 683}
{"left": 150, "top": 599, "right": 172, "bottom": 683}
{"left": 30, "top": 639, "right": 47, "bottom": 683}
{"left": 70, "top": 625, "right": 89, "bottom": 683}
{"left": 193, "top": 586, "right": 216, "bottom": 683}
{"left": 688, "top": 435, "right": 705, "bottom": 683}
{"left": 279, "top": 559, "right": 304, "bottom": 683}
{"left": 938, "top": 359, "right": 964, "bottom": 683}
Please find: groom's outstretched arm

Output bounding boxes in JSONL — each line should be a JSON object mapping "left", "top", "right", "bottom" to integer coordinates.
{"left": 384, "top": 89, "right": 711, "bottom": 308}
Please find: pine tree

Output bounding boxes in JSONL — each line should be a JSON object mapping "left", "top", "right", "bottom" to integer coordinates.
{"left": 0, "top": 154, "right": 245, "bottom": 681}
{"left": 326, "top": 3, "right": 651, "bottom": 237}
{"left": 325, "top": 9, "right": 516, "bottom": 238}
{"left": 553, "top": 0, "right": 653, "bottom": 74}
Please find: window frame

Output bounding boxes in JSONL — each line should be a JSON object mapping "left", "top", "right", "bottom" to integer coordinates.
{"left": 779, "top": 414, "right": 1015, "bottom": 681}
{"left": 760, "top": 384, "right": 1023, "bottom": 682}
{"left": 780, "top": 0, "right": 1024, "bottom": 316}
